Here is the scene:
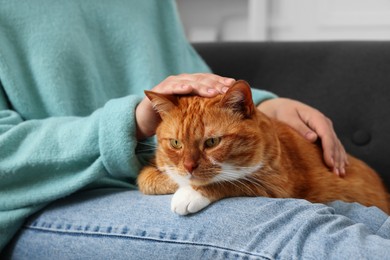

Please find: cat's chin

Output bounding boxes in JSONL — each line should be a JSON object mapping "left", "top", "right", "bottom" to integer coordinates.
{"left": 172, "top": 170, "right": 213, "bottom": 186}
{"left": 165, "top": 170, "right": 211, "bottom": 187}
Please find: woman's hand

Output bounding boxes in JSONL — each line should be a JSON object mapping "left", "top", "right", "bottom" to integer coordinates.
{"left": 135, "top": 73, "right": 235, "bottom": 140}
{"left": 257, "top": 98, "right": 348, "bottom": 176}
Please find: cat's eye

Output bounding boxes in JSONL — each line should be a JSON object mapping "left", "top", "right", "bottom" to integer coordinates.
{"left": 205, "top": 137, "right": 221, "bottom": 148}
{"left": 170, "top": 139, "right": 182, "bottom": 149}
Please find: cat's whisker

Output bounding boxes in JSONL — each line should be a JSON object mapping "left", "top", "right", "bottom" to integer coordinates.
{"left": 232, "top": 179, "right": 255, "bottom": 195}
{"left": 207, "top": 165, "right": 269, "bottom": 195}
{"left": 244, "top": 174, "right": 288, "bottom": 197}
{"left": 136, "top": 141, "right": 158, "bottom": 154}
{"left": 242, "top": 176, "right": 268, "bottom": 194}
{"left": 147, "top": 162, "right": 158, "bottom": 167}
{"left": 214, "top": 171, "right": 256, "bottom": 195}
{"left": 213, "top": 177, "right": 245, "bottom": 193}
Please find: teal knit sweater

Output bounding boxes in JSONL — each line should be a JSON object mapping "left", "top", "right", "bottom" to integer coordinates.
{"left": 0, "top": 0, "right": 276, "bottom": 250}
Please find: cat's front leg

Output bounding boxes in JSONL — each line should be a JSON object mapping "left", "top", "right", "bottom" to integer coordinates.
{"left": 171, "top": 186, "right": 211, "bottom": 215}
{"left": 137, "top": 165, "right": 178, "bottom": 195}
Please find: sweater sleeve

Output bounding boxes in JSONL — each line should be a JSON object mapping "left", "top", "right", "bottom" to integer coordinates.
{"left": 251, "top": 88, "right": 278, "bottom": 105}
{"left": 0, "top": 91, "right": 144, "bottom": 249}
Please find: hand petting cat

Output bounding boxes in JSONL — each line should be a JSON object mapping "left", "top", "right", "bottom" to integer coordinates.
{"left": 135, "top": 73, "right": 348, "bottom": 176}
{"left": 257, "top": 98, "right": 348, "bottom": 176}
{"left": 135, "top": 73, "right": 235, "bottom": 140}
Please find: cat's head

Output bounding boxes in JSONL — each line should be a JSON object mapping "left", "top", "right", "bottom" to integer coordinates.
{"left": 145, "top": 80, "right": 277, "bottom": 187}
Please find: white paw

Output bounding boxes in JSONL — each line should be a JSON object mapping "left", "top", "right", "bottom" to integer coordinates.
{"left": 171, "top": 186, "right": 211, "bottom": 215}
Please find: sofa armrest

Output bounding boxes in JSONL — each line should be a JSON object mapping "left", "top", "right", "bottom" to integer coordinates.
{"left": 194, "top": 41, "right": 390, "bottom": 190}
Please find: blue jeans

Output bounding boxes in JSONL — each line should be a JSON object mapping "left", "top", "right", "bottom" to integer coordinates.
{"left": 3, "top": 188, "right": 390, "bottom": 259}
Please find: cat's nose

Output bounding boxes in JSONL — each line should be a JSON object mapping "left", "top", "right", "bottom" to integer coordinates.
{"left": 184, "top": 160, "right": 198, "bottom": 174}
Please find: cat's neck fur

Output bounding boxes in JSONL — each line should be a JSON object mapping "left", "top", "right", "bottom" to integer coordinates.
{"left": 254, "top": 110, "right": 323, "bottom": 198}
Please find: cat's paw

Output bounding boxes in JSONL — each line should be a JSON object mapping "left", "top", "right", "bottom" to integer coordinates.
{"left": 171, "top": 186, "right": 211, "bottom": 215}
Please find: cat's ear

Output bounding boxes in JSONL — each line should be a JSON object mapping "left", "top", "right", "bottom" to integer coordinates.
{"left": 220, "top": 80, "right": 255, "bottom": 118}
{"left": 144, "top": 90, "right": 179, "bottom": 115}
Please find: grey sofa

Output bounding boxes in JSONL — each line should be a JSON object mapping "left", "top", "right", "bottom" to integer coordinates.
{"left": 195, "top": 41, "right": 390, "bottom": 190}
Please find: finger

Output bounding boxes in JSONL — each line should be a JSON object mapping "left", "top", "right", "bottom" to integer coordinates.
{"left": 297, "top": 107, "right": 347, "bottom": 174}
{"left": 153, "top": 80, "right": 198, "bottom": 95}
{"left": 198, "top": 76, "right": 235, "bottom": 94}
{"left": 293, "top": 112, "right": 339, "bottom": 173}
{"left": 167, "top": 80, "right": 227, "bottom": 97}
{"left": 185, "top": 74, "right": 235, "bottom": 94}
{"left": 191, "top": 73, "right": 236, "bottom": 87}
{"left": 333, "top": 144, "right": 342, "bottom": 176}
{"left": 292, "top": 114, "right": 342, "bottom": 174}
{"left": 309, "top": 118, "right": 348, "bottom": 176}
{"left": 282, "top": 106, "right": 319, "bottom": 143}
{"left": 336, "top": 141, "right": 348, "bottom": 176}
{"left": 153, "top": 73, "right": 236, "bottom": 97}
{"left": 179, "top": 73, "right": 235, "bottom": 93}
{"left": 167, "top": 81, "right": 219, "bottom": 97}
{"left": 332, "top": 142, "right": 347, "bottom": 177}
{"left": 317, "top": 133, "right": 339, "bottom": 173}
{"left": 291, "top": 118, "right": 319, "bottom": 143}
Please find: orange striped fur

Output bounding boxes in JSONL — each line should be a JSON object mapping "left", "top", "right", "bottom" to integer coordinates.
{"left": 137, "top": 80, "right": 390, "bottom": 215}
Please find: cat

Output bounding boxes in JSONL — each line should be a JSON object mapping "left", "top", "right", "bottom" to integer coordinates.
{"left": 137, "top": 80, "right": 390, "bottom": 216}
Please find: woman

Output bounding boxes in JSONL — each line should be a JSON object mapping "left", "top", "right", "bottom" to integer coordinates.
{"left": 1, "top": 0, "right": 388, "bottom": 259}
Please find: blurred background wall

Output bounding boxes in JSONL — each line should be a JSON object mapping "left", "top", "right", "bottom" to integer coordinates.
{"left": 176, "top": 0, "right": 390, "bottom": 42}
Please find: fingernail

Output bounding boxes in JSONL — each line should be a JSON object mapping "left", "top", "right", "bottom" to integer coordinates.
{"left": 207, "top": 88, "right": 217, "bottom": 94}
{"left": 334, "top": 168, "right": 340, "bottom": 176}
{"left": 222, "top": 87, "right": 229, "bottom": 93}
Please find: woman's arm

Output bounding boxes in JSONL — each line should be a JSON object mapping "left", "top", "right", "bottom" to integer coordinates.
{"left": 0, "top": 92, "right": 143, "bottom": 250}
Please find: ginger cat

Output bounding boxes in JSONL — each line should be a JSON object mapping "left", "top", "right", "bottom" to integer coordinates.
{"left": 137, "top": 80, "right": 390, "bottom": 215}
